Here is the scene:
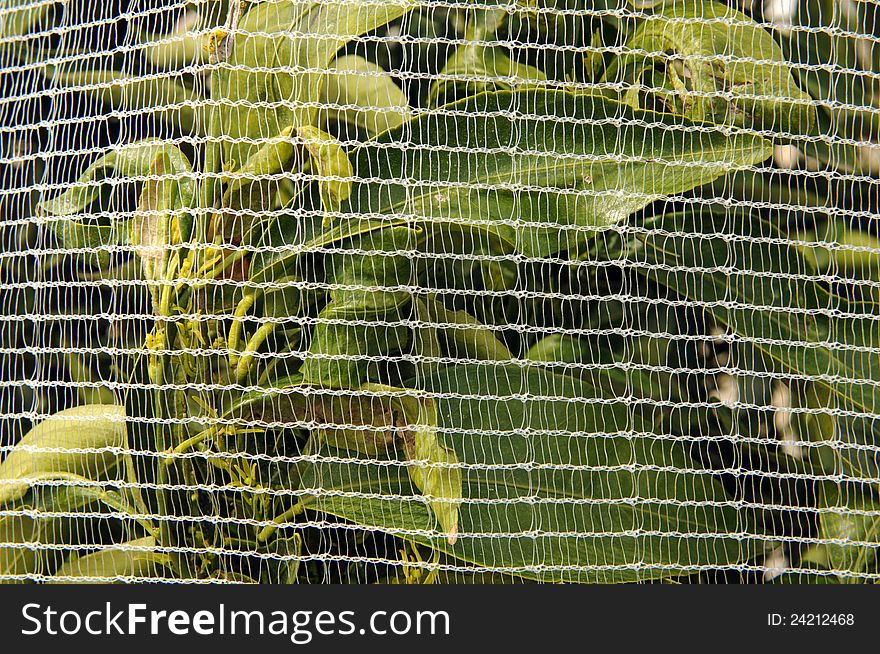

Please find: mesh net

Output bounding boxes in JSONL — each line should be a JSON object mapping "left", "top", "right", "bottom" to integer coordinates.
{"left": 1, "top": 0, "right": 879, "bottom": 584}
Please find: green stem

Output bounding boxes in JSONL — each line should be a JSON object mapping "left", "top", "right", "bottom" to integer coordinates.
{"left": 155, "top": 447, "right": 176, "bottom": 552}
{"left": 257, "top": 501, "right": 306, "bottom": 543}
{"left": 163, "top": 426, "right": 218, "bottom": 464}
{"left": 227, "top": 293, "right": 257, "bottom": 366}
{"left": 193, "top": 246, "right": 249, "bottom": 288}
{"left": 234, "top": 321, "right": 276, "bottom": 382}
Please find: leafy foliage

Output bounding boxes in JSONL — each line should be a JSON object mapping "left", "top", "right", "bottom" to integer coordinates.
{"left": 2, "top": 0, "right": 877, "bottom": 585}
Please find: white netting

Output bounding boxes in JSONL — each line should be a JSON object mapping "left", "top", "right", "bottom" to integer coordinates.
{"left": 1, "top": 0, "right": 879, "bottom": 584}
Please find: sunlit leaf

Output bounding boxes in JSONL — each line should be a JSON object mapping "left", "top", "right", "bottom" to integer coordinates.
{"left": 0, "top": 405, "right": 128, "bottom": 506}
{"left": 348, "top": 89, "right": 771, "bottom": 257}
{"left": 321, "top": 55, "right": 411, "bottom": 137}
{"left": 47, "top": 536, "right": 172, "bottom": 583}
{"left": 609, "top": 0, "right": 816, "bottom": 135}
{"left": 209, "top": 0, "right": 414, "bottom": 169}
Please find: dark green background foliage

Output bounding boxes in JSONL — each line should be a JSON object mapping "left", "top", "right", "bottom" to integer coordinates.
{"left": 0, "top": 0, "right": 878, "bottom": 584}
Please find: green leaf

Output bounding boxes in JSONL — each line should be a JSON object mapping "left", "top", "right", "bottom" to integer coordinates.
{"left": 348, "top": 89, "right": 771, "bottom": 258}
{"left": 132, "top": 150, "right": 195, "bottom": 282}
{"left": 261, "top": 276, "right": 325, "bottom": 321}
{"left": 210, "top": 0, "right": 413, "bottom": 168}
{"left": 0, "top": 514, "right": 38, "bottom": 584}
{"left": 44, "top": 68, "right": 202, "bottom": 135}
{"left": 796, "top": 218, "right": 880, "bottom": 278}
{"left": 214, "top": 126, "right": 299, "bottom": 243}
{"left": 31, "top": 483, "right": 158, "bottom": 541}
{"left": 608, "top": 0, "right": 816, "bottom": 135}
{"left": 250, "top": 215, "right": 409, "bottom": 285}
{"left": 820, "top": 504, "right": 880, "bottom": 582}
{"left": 326, "top": 225, "right": 418, "bottom": 304}
{"left": 639, "top": 208, "right": 880, "bottom": 483}
{"left": 0, "top": 405, "right": 128, "bottom": 506}
{"left": 141, "top": 10, "right": 205, "bottom": 71}
{"left": 525, "top": 334, "right": 590, "bottom": 364}
{"left": 320, "top": 55, "right": 411, "bottom": 137}
{"left": 0, "top": 480, "right": 153, "bottom": 583}
{"left": 301, "top": 363, "right": 759, "bottom": 583}
{"left": 412, "top": 297, "right": 444, "bottom": 383}
{"left": 221, "top": 126, "right": 298, "bottom": 199}
{"left": 224, "top": 380, "right": 405, "bottom": 456}
{"left": 47, "top": 536, "right": 172, "bottom": 583}
{"left": 400, "top": 397, "right": 462, "bottom": 544}
{"left": 523, "top": 329, "right": 674, "bottom": 402}
{"left": 48, "top": 220, "right": 119, "bottom": 272}
{"left": 63, "top": 349, "right": 116, "bottom": 407}
{"left": 789, "top": 381, "right": 840, "bottom": 473}
{"left": 419, "top": 296, "right": 514, "bottom": 362}
{"left": 40, "top": 141, "right": 195, "bottom": 260}
{"left": 301, "top": 226, "right": 417, "bottom": 388}
{"left": 302, "top": 304, "right": 410, "bottom": 388}
{"left": 427, "top": 8, "right": 547, "bottom": 108}
{"left": 626, "top": 0, "right": 665, "bottom": 7}
{"left": 0, "top": 0, "right": 57, "bottom": 62}
{"left": 226, "top": 379, "right": 461, "bottom": 541}
{"left": 0, "top": 0, "right": 51, "bottom": 38}
{"left": 297, "top": 125, "right": 354, "bottom": 215}
{"left": 782, "top": 0, "right": 879, "bottom": 172}
{"left": 39, "top": 140, "right": 194, "bottom": 219}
